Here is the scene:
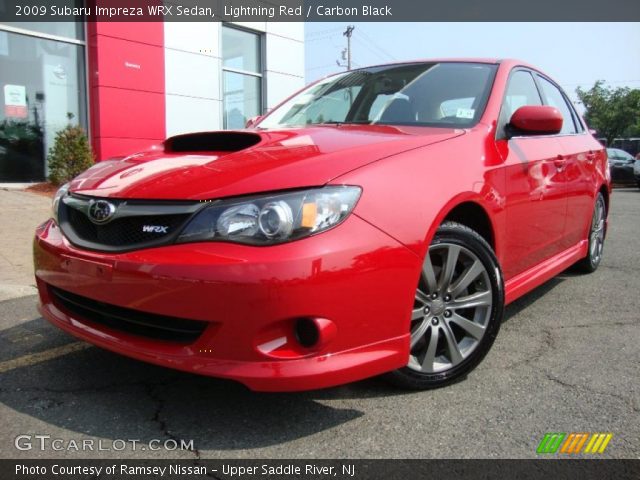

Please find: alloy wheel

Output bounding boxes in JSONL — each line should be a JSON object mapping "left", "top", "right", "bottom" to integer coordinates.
{"left": 409, "top": 243, "right": 493, "bottom": 373}
{"left": 590, "top": 196, "right": 606, "bottom": 265}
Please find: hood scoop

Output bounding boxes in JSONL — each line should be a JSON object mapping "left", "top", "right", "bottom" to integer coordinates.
{"left": 164, "top": 131, "right": 262, "bottom": 153}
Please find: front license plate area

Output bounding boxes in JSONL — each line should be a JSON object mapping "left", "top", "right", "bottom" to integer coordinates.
{"left": 61, "top": 255, "right": 113, "bottom": 280}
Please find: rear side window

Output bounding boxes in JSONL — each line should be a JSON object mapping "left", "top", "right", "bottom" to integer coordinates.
{"left": 536, "top": 76, "right": 578, "bottom": 135}
{"left": 498, "top": 70, "right": 542, "bottom": 137}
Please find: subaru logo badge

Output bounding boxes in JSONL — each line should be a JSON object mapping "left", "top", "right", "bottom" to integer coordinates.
{"left": 87, "top": 199, "right": 116, "bottom": 224}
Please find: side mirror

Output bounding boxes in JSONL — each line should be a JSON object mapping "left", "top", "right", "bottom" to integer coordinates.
{"left": 245, "top": 115, "right": 263, "bottom": 129}
{"left": 508, "top": 105, "right": 563, "bottom": 137}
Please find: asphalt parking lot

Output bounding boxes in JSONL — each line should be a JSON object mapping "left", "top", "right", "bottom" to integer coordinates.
{"left": 0, "top": 188, "right": 638, "bottom": 460}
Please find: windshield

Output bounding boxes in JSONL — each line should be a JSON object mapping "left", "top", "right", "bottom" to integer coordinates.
{"left": 258, "top": 62, "right": 497, "bottom": 129}
{"left": 608, "top": 149, "right": 631, "bottom": 160}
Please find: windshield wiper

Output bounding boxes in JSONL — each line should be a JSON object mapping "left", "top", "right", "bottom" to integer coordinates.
{"left": 313, "top": 120, "right": 371, "bottom": 126}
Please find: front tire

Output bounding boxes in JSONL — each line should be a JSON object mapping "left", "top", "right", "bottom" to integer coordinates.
{"left": 387, "top": 222, "right": 504, "bottom": 390}
{"left": 574, "top": 192, "right": 606, "bottom": 273}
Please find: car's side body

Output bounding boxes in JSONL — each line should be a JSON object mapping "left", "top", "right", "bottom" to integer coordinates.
{"left": 337, "top": 59, "right": 609, "bottom": 302}
{"left": 33, "top": 59, "right": 610, "bottom": 391}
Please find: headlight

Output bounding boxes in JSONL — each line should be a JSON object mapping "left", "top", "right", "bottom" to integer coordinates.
{"left": 177, "top": 186, "right": 361, "bottom": 246}
{"left": 51, "top": 183, "right": 69, "bottom": 224}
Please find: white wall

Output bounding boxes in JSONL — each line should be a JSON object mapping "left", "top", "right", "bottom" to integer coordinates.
{"left": 264, "top": 23, "right": 305, "bottom": 110}
{"left": 164, "top": 22, "right": 305, "bottom": 137}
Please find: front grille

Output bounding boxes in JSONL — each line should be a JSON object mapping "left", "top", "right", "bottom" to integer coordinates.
{"left": 59, "top": 195, "right": 201, "bottom": 252}
{"left": 67, "top": 208, "right": 189, "bottom": 246}
{"left": 49, "top": 286, "right": 208, "bottom": 343}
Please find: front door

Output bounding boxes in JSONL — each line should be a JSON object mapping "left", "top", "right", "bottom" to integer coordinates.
{"left": 495, "top": 69, "right": 568, "bottom": 279}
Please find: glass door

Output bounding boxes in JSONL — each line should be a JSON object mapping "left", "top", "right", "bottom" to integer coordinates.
{"left": 0, "top": 28, "right": 86, "bottom": 182}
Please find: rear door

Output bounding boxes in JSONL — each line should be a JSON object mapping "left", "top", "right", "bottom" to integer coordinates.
{"left": 496, "top": 69, "right": 568, "bottom": 279}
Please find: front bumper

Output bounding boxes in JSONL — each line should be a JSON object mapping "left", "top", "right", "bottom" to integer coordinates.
{"left": 34, "top": 215, "right": 420, "bottom": 391}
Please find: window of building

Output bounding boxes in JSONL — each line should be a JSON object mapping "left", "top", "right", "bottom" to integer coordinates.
{"left": 222, "top": 26, "right": 262, "bottom": 130}
{"left": 0, "top": 24, "right": 86, "bottom": 182}
{"left": 0, "top": 0, "right": 85, "bottom": 40}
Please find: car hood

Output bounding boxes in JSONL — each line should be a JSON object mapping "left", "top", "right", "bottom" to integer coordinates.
{"left": 69, "top": 125, "right": 464, "bottom": 200}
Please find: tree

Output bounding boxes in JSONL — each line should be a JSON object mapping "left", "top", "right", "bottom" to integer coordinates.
{"left": 47, "top": 114, "right": 94, "bottom": 185}
{"left": 576, "top": 81, "right": 640, "bottom": 145}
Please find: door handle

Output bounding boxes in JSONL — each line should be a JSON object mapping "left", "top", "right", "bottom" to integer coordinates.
{"left": 554, "top": 154, "right": 566, "bottom": 171}
{"left": 586, "top": 150, "right": 596, "bottom": 162}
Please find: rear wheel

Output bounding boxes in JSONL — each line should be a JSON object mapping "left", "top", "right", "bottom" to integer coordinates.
{"left": 387, "top": 222, "right": 504, "bottom": 389}
{"left": 574, "top": 193, "right": 606, "bottom": 273}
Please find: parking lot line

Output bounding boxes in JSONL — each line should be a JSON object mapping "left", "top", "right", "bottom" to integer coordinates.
{"left": 0, "top": 342, "right": 91, "bottom": 374}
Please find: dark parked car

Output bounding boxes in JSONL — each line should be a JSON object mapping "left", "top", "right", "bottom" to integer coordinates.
{"left": 607, "top": 148, "right": 636, "bottom": 185}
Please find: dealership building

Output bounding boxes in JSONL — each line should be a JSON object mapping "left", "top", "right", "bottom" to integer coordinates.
{"left": 0, "top": 20, "right": 305, "bottom": 182}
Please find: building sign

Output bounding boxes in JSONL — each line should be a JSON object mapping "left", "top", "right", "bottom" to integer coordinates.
{"left": 3, "top": 84, "right": 27, "bottom": 118}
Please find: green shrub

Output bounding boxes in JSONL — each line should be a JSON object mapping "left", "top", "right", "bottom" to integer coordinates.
{"left": 47, "top": 122, "right": 94, "bottom": 185}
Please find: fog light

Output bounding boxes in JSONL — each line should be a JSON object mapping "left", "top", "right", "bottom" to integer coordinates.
{"left": 256, "top": 318, "right": 337, "bottom": 358}
{"left": 294, "top": 318, "right": 319, "bottom": 348}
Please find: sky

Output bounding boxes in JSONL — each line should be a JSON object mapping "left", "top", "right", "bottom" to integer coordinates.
{"left": 304, "top": 23, "right": 640, "bottom": 104}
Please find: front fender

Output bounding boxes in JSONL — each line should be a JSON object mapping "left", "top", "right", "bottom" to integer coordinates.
{"left": 331, "top": 130, "right": 506, "bottom": 261}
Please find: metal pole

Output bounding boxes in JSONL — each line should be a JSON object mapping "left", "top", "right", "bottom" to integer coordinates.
{"left": 343, "top": 25, "right": 354, "bottom": 70}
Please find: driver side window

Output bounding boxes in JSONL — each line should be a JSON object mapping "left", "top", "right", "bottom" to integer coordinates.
{"left": 498, "top": 70, "right": 542, "bottom": 139}
{"left": 536, "top": 76, "right": 578, "bottom": 135}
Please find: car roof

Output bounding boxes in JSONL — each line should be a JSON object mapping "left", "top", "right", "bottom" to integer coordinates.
{"left": 346, "top": 58, "right": 536, "bottom": 69}
{"left": 363, "top": 58, "right": 501, "bottom": 67}
{"left": 318, "top": 58, "right": 542, "bottom": 82}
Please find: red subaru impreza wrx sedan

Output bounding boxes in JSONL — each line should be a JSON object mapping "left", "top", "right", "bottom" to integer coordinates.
{"left": 34, "top": 59, "right": 610, "bottom": 391}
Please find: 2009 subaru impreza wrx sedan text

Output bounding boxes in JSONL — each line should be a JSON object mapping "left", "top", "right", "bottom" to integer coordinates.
{"left": 34, "top": 59, "right": 611, "bottom": 391}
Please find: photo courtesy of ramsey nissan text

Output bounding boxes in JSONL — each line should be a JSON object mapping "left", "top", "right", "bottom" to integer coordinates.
{"left": 0, "top": 1, "right": 638, "bottom": 479}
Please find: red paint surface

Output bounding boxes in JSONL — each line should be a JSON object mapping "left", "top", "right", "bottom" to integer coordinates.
{"left": 68, "top": 126, "right": 463, "bottom": 199}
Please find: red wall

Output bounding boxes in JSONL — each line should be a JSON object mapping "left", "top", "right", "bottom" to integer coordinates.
{"left": 87, "top": 22, "right": 166, "bottom": 160}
